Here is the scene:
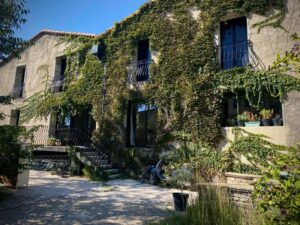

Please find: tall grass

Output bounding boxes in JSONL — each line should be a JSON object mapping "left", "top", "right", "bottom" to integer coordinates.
{"left": 156, "top": 185, "right": 251, "bottom": 225}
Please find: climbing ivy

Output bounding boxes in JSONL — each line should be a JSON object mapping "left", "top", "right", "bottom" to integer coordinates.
{"left": 21, "top": 0, "right": 295, "bottom": 151}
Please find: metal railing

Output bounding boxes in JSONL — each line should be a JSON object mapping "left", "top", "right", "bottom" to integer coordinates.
{"left": 24, "top": 126, "right": 93, "bottom": 147}
{"left": 218, "top": 40, "right": 250, "bottom": 70}
{"left": 11, "top": 85, "right": 24, "bottom": 99}
{"left": 128, "top": 60, "right": 151, "bottom": 84}
{"left": 51, "top": 77, "right": 65, "bottom": 93}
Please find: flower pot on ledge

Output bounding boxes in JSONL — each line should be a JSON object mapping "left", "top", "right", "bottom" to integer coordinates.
{"left": 261, "top": 119, "right": 271, "bottom": 126}
{"left": 244, "top": 121, "right": 260, "bottom": 127}
{"left": 173, "top": 192, "right": 189, "bottom": 211}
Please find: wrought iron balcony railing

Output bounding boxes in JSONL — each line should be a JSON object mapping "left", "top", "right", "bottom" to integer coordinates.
{"left": 218, "top": 40, "right": 250, "bottom": 70}
{"left": 11, "top": 85, "right": 24, "bottom": 99}
{"left": 128, "top": 60, "right": 151, "bottom": 84}
{"left": 51, "top": 77, "right": 65, "bottom": 93}
{"left": 23, "top": 126, "right": 93, "bottom": 147}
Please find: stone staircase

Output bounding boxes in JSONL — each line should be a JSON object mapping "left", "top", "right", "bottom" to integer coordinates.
{"left": 75, "top": 146, "right": 121, "bottom": 180}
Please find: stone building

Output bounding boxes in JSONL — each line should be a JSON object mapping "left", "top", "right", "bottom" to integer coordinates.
{"left": 0, "top": 0, "right": 300, "bottom": 149}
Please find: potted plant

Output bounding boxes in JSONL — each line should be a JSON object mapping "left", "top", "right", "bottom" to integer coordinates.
{"left": 55, "top": 138, "right": 62, "bottom": 146}
{"left": 236, "top": 112, "right": 247, "bottom": 127}
{"left": 170, "top": 164, "right": 192, "bottom": 211}
{"left": 47, "top": 136, "right": 56, "bottom": 146}
{"left": 260, "top": 109, "right": 273, "bottom": 126}
{"left": 272, "top": 114, "right": 282, "bottom": 126}
{"left": 244, "top": 112, "right": 260, "bottom": 127}
{"left": 226, "top": 118, "right": 236, "bottom": 127}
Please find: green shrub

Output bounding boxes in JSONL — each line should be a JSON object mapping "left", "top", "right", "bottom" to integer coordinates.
{"left": 252, "top": 145, "right": 300, "bottom": 225}
{"left": 0, "top": 125, "right": 33, "bottom": 187}
{"left": 82, "top": 165, "right": 107, "bottom": 181}
{"left": 221, "top": 128, "right": 287, "bottom": 175}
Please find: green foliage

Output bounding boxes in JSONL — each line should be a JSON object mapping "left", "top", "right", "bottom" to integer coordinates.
{"left": 111, "top": 148, "right": 155, "bottom": 178}
{"left": 165, "top": 141, "right": 221, "bottom": 182}
{"left": 154, "top": 186, "right": 244, "bottom": 225}
{"left": 253, "top": 145, "right": 300, "bottom": 225}
{"left": 216, "top": 67, "right": 300, "bottom": 106}
{"left": 0, "top": 0, "right": 29, "bottom": 59}
{"left": 0, "top": 95, "right": 11, "bottom": 120}
{"left": 0, "top": 125, "right": 33, "bottom": 186}
{"left": 222, "top": 128, "right": 287, "bottom": 174}
{"left": 260, "top": 109, "right": 273, "bottom": 120}
{"left": 82, "top": 165, "right": 107, "bottom": 181}
{"left": 21, "top": 0, "right": 289, "bottom": 151}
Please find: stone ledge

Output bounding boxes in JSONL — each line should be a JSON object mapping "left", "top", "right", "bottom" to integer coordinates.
{"left": 224, "top": 172, "right": 261, "bottom": 180}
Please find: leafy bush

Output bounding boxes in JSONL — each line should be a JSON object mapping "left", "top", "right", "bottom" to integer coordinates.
{"left": 253, "top": 145, "right": 300, "bottom": 224}
{"left": 165, "top": 142, "right": 221, "bottom": 183}
{"left": 221, "top": 128, "right": 286, "bottom": 174}
{"left": 0, "top": 126, "right": 33, "bottom": 187}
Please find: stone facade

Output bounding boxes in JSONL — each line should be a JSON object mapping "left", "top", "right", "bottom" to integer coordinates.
{"left": 0, "top": 0, "right": 300, "bottom": 147}
{"left": 0, "top": 31, "right": 95, "bottom": 127}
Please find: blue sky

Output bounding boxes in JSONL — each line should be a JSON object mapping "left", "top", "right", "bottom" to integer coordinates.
{"left": 16, "top": 0, "right": 148, "bottom": 40}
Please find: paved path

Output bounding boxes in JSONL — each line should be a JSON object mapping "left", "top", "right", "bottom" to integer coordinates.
{"left": 0, "top": 171, "right": 180, "bottom": 225}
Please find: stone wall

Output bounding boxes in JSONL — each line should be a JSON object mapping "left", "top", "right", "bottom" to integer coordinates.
{"left": 0, "top": 34, "right": 68, "bottom": 126}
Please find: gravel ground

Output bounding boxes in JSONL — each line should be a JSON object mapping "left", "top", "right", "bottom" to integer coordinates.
{"left": 0, "top": 170, "right": 181, "bottom": 225}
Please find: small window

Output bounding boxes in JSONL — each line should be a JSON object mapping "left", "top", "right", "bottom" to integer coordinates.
{"left": 13, "top": 66, "right": 26, "bottom": 98}
{"left": 10, "top": 110, "right": 20, "bottom": 126}
{"left": 53, "top": 57, "right": 67, "bottom": 92}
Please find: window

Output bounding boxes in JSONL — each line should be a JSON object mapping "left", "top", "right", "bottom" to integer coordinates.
{"left": 13, "top": 66, "right": 26, "bottom": 98}
{"left": 220, "top": 17, "right": 248, "bottom": 69}
{"left": 53, "top": 56, "right": 67, "bottom": 92}
{"left": 136, "top": 40, "right": 151, "bottom": 82}
{"left": 10, "top": 110, "right": 20, "bottom": 126}
{"left": 222, "top": 91, "right": 283, "bottom": 127}
{"left": 126, "top": 102, "right": 157, "bottom": 147}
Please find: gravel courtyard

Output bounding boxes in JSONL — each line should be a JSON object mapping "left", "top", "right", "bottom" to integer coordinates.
{"left": 0, "top": 170, "right": 179, "bottom": 225}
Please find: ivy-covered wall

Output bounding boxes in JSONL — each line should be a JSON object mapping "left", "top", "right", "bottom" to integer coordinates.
{"left": 13, "top": 0, "right": 300, "bottom": 152}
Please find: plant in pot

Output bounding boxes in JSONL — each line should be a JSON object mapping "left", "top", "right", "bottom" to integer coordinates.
{"left": 272, "top": 114, "right": 282, "bottom": 126}
{"left": 236, "top": 112, "right": 247, "bottom": 127}
{"left": 244, "top": 112, "right": 260, "bottom": 127}
{"left": 170, "top": 164, "right": 192, "bottom": 211}
{"left": 260, "top": 109, "right": 273, "bottom": 126}
{"left": 47, "top": 136, "right": 56, "bottom": 146}
{"left": 226, "top": 117, "right": 236, "bottom": 127}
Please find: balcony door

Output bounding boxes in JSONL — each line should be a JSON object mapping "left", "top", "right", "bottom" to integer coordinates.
{"left": 221, "top": 17, "right": 248, "bottom": 69}
{"left": 136, "top": 40, "right": 150, "bottom": 82}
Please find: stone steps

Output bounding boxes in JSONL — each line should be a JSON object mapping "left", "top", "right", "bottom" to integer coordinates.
{"left": 76, "top": 147, "right": 120, "bottom": 179}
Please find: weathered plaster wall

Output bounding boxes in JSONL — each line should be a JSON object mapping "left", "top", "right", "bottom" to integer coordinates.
{"left": 248, "top": 0, "right": 300, "bottom": 145}
{"left": 0, "top": 34, "right": 67, "bottom": 126}
{"left": 218, "top": 126, "right": 288, "bottom": 151}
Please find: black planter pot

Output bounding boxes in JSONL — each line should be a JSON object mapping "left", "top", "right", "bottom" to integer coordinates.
{"left": 261, "top": 119, "right": 271, "bottom": 126}
{"left": 272, "top": 118, "right": 280, "bottom": 126}
{"left": 173, "top": 192, "right": 189, "bottom": 211}
{"left": 237, "top": 120, "right": 245, "bottom": 127}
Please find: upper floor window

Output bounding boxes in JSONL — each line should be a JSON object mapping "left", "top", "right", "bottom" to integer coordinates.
{"left": 12, "top": 66, "right": 26, "bottom": 99}
{"left": 128, "top": 39, "right": 151, "bottom": 84}
{"left": 52, "top": 56, "right": 67, "bottom": 92}
{"left": 220, "top": 17, "right": 248, "bottom": 69}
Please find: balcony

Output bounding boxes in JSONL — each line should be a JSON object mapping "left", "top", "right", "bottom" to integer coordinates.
{"left": 11, "top": 85, "right": 24, "bottom": 99}
{"left": 51, "top": 77, "right": 65, "bottom": 93}
{"left": 127, "top": 60, "right": 151, "bottom": 84}
{"left": 24, "top": 126, "right": 92, "bottom": 147}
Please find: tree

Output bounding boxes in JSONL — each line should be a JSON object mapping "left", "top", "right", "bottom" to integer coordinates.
{"left": 0, "top": 0, "right": 29, "bottom": 60}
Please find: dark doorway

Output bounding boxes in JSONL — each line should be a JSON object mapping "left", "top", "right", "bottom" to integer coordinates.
{"left": 126, "top": 102, "right": 157, "bottom": 147}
